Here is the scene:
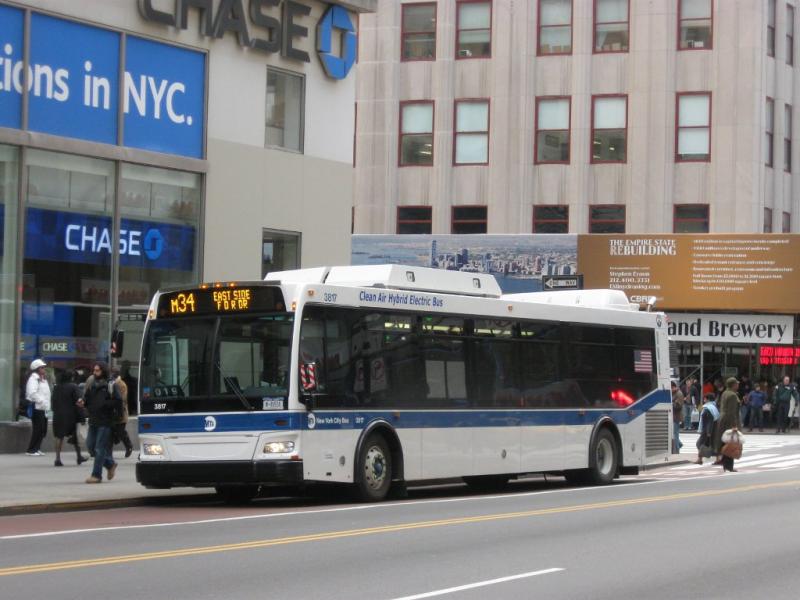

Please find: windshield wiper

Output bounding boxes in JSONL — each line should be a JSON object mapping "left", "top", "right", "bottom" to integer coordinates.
{"left": 215, "top": 362, "right": 253, "bottom": 411}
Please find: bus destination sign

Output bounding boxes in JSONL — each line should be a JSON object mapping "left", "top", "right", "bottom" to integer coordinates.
{"left": 157, "top": 285, "right": 285, "bottom": 317}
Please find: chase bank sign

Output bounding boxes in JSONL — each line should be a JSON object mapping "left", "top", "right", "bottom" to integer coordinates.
{"left": 139, "top": 0, "right": 357, "bottom": 80}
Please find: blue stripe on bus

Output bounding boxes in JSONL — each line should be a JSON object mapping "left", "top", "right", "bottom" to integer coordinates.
{"left": 139, "top": 389, "right": 670, "bottom": 434}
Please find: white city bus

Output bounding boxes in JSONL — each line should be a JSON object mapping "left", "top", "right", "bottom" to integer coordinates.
{"left": 136, "top": 265, "right": 672, "bottom": 502}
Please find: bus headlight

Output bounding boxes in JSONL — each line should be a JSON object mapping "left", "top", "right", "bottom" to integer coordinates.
{"left": 263, "top": 441, "right": 295, "bottom": 454}
{"left": 142, "top": 443, "right": 165, "bottom": 456}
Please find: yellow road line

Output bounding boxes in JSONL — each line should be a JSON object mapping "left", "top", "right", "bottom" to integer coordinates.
{"left": 2, "top": 479, "right": 798, "bottom": 577}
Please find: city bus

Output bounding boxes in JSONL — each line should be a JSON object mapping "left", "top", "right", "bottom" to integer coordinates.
{"left": 135, "top": 265, "right": 672, "bottom": 502}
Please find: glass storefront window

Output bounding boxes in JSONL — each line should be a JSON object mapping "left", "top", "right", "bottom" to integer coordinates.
{"left": 0, "top": 145, "right": 19, "bottom": 421}
{"left": 22, "top": 150, "right": 115, "bottom": 378}
{"left": 120, "top": 164, "right": 201, "bottom": 309}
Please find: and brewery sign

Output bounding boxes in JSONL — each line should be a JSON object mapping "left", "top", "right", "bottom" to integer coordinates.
{"left": 666, "top": 313, "right": 795, "bottom": 344}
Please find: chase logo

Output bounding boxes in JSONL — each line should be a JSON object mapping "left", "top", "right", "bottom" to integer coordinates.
{"left": 204, "top": 416, "right": 217, "bottom": 432}
{"left": 143, "top": 229, "right": 164, "bottom": 260}
{"left": 316, "top": 6, "right": 356, "bottom": 80}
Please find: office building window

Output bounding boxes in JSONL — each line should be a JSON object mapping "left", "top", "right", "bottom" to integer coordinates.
{"left": 397, "top": 206, "right": 433, "bottom": 234}
{"left": 402, "top": 3, "right": 436, "bottom": 61}
{"left": 676, "top": 93, "right": 711, "bottom": 162}
{"left": 265, "top": 68, "right": 304, "bottom": 153}
{"left": 262, "top": 229, "right": 300, "bottom": 278}
{"left": 785, "top": 104, "right": 793, "bottom": 172}
{"left": 594, "top": 0, "right": 629, "bottom": 53}
{"left": 535, "top": 97, "right": 570, "bottom": 164}
{"left": 678, "top": 0, "right": 712, "bottom": 50}
{"left": 766, "top": 97, "right": 775, "bottom": 167}
{"left": 533, "top": 205, "right": 569, "bottom": 233}
{"left": 673, "top": 205, "right": 709, "bottom": 233}
{"left": 400, "top": 101, "right": 434, "bottom": 166}
{"left": 783, "top": 211, "right": 792, "bottom": 232}
{"left": 538, "top": 0, "right": 572, "bottom": 55}
{"left": 454, "top": 100, "right": 490, "bottom": 165}
{"left": 764, "top": 207, "right": 773, "bottom": 232}
{"left": 788, "top": 4, "right": 795, "bottom": 65}
{"left": 592, "top": 95, "right": 627, "bottom": 163}
{"left": 456, "top": 1, "right": 491, "bottom": 59}
{"left": 589, "top": 205, "right": 625, "bottom": 233}
{"left": 452, "top": 205, "right": 487, "bottom": 233}
{"left": 768, "top": 0, "right": 776, "bottom": 56}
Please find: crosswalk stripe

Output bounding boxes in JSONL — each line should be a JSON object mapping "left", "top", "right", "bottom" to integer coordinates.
{"left": 760, "top": 458, "right": 800, "bottom": 469}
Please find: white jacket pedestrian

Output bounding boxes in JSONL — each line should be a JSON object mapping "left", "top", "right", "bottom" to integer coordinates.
{"left": 26, "top": 370, "right": 52, "bottom": 412}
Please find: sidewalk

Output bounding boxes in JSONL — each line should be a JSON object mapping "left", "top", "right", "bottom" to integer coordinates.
{"left": 0, "top": 436, "right": 704, "bottom": 515}
{"left": 0, "top": 451, "right": 211, "bottom": 515}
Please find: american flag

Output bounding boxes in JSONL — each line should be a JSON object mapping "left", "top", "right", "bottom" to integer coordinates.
{"left": 634, "top": 350, "right": 653, "bottom": 373}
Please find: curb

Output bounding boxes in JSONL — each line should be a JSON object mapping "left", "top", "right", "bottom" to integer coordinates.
{"left": 0, "top": 493, "right": 216, "bottom": 517}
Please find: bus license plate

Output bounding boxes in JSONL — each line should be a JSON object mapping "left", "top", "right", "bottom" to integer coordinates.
{"left": 262, "top": 398, "right": 284, "bottom": 410}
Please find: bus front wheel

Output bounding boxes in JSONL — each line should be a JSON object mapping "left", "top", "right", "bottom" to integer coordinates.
{"left": 587, "top": 428, "right": 618, "bottom": 485}
{"left": 355, "top": 434, "right": 392, "bottom": 502}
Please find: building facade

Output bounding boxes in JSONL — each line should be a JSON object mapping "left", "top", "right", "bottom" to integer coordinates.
{"left": 0, "top": 0, "right": 375, "bottom": 421}
{"left": 354, "top": 0, "right": 797, "bottom": 236}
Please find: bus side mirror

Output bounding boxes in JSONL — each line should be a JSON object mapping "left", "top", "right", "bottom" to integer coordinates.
{"left": 110, "top": 330, "right": 125, "bottom": 358}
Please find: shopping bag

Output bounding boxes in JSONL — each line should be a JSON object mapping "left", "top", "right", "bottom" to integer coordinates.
{"left": 721, "top": 441, "right": 742, "bottom": 459}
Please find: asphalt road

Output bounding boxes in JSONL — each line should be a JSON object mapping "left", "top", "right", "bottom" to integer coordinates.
{"left": 2, "top": 439, "right": 800, "bottom": 600}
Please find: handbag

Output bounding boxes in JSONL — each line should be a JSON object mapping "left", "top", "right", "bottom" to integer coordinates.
{"left": 763, "top": 402, "right": 772, "bottom": 413}
{"left": 721, "top": 441, "right": 743, "bottom": 459}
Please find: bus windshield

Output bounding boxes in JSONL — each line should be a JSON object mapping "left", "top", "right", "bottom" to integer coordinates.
{"left": 140, "top": 313, "right": 294, "bottom": 413}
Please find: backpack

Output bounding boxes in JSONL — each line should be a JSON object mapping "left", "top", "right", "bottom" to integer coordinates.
{"left": 17, "top": 375, "right": 31, "bottom": 418}
{"left": 108, "top": 378, "right": 125, "bottom": 420}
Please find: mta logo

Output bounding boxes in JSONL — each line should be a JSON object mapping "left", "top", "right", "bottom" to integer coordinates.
{"left": 143, "top": 229, "right": 164, "bottom": 260}
{"left": 317, "top": 6, "right": 356, "bottom": 80}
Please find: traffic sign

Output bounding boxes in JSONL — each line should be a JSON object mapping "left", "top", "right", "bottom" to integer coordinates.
{"left": 542, "top": 274, "right": 584, "bottom": 290}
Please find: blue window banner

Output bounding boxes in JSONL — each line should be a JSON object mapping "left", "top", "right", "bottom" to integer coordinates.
{"left": 24, "top": 207, "right": 196, "bottom": 271}
{"left": 0, "top": 5, "right": 206, "bottom": 159}
{"left": 28, "top": 13, "right": 120, "bottom": 145}
{"left": 124, "top": 36, "right": 205, "bottom": 159}
{"left": 0, "top": 3, "right": 23, "bottom": 129}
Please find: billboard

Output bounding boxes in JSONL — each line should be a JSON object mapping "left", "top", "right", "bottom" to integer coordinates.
{"left": 578, "top": 235, "right": 800, "bottom": 312}
{"left": 351, "top": 234, "right": 578, "bottom": 293}
{"left": 0, "top": 6, "right": 206, "bottom": 158}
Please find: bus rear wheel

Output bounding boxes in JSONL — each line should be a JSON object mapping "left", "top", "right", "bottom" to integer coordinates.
{"left": 354, "top": 434, "right": 392, "bottom": 502}
{"left": 215, "top": 485, "right": 260, "bottom": 504}
{"left": 587, "top": 428, "right": 618, "bottom": 485}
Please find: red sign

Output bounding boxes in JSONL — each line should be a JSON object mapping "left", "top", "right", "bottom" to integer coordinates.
{"left": 759, "top": 346, "right": 800, "bottom": 366}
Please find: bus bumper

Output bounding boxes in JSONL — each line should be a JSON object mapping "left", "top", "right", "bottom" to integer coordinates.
{"left": 136, "top": 460, "right": 304, "bottom": 489}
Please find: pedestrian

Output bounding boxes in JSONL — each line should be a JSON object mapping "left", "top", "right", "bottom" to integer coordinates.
{"left": 694, "top": 393, "right": 720, "bottom": 465}
{"left": 25, "top": 359, "right": 51, "bottom": 456}
{"left": 671, "top": 380, "right": 685, "bottom": 453}
{"left": 773, "top": 375, "right": 797, "bottom": 434}
{"left": 681, "top": 378, "right": 693, "bottom": 430}
{"left": 716, "top": 377, "right": 741, "bottom": 472}
{"left": 747, "top": 383, "right": 766, "bottom": 432}
{"left": 788, "top": 378, "right": 800, "bottom": 431}
{"left": 121, "top": 360, "right": 138, "bottom": 416}
{"left": 78, "top": 362, "right": 119, "bottom": 484}
{"left": 686, "top": 376, "right": 702, "bottom": 430}
{"left": 52, "top": 370, "right": 89, "bottom": 467}
{"left": 110, "top": 366, "right": 133, "bottom": 458}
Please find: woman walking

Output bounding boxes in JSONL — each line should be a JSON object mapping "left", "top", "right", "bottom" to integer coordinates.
{"left": 694, "top": 394, "right": 719, "bottom": 465}
{"left": 52, "top": 370, "right": 88, "bottom": 467}
{"left": 715, "top": 377, "right": 742, "bottom": 472}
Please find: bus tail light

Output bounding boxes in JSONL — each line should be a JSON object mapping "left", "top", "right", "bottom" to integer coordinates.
{"left": 610, "top": 389, "right": 635, "bottom": 407}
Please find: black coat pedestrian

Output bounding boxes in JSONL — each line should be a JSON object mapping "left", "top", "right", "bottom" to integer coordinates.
{"left": 83, "top": 376, "right": 117, "bottom": 427}
{"left": 52, "top": 381, "right": 81, "bottom": 439}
